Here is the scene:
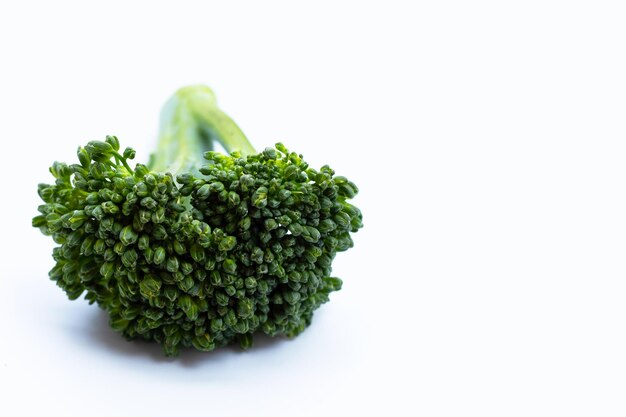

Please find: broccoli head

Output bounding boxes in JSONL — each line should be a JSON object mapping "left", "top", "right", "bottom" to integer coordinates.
{"left": 32, "top": 85, "right": 362, "bottom": 356}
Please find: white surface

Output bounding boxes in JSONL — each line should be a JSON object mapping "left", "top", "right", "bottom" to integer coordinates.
{"left": 1, "top": 1, "right": 626, "bottom": 416}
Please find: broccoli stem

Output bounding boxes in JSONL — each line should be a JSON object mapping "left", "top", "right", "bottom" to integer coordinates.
{"left": 149, "top": 85, "right": 257, "bottom": 175}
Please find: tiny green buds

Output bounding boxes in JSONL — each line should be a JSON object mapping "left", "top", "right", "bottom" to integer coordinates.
{"left": 119, "top": 225, "right": 138, "bottom": 245}
{"left": 139, "top": 277, "right": 161, "bottom": 298}
{"left": 252, "top": 186, "right": 268, "bottom": 208}
{"left": 153, "top": 247, "right": 166, "bottom": 265}
{"left": 105, "top": 135, "right": 120, "bottom": 151}
{"left": 223, "top": 258, "right": 237, "bottom": 274}
{"left": 33, "top": 86, "right": 362, "bottom": 357}
{"left": 218, "top": 236, "right": 237, "bottom": 252}
{"left": 123, "top": 147, "right": 136, "bottom": 160}
{"left": 77, "top": 147, "right": 90, "bottom": 167}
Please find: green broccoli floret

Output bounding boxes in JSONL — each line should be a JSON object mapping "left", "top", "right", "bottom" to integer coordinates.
{"left": 32, "top": 85, "right": 362, "bottom": 356}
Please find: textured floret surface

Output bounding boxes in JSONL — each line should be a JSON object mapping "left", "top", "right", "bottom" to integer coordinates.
{"left": 33, "top": 137, "right": 362, "bottom": 355}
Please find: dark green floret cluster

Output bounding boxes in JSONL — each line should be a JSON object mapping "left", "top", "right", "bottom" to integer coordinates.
{"left": 33, "top": 86, "right": 362, "bottom": 356}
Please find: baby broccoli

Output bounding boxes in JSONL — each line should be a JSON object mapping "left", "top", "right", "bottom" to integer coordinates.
{"left": 32, "top": 85, "right": 362, "bottom": 356}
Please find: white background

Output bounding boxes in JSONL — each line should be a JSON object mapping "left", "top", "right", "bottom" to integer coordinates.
{"left": 1, "top": 1, "right": 625, "bottom": 415}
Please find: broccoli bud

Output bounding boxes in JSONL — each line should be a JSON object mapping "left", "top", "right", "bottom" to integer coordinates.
{"left": 33, "top": 85, "right": 362, "bottom": 356}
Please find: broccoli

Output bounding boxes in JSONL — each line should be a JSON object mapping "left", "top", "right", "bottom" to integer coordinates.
{"left": 32, "top": 85, "right": 362, "bottom": 356}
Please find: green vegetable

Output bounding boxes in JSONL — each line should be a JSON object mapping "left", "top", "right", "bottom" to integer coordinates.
{"left": 33, "top": 85, "right": 362, "bottom": 356}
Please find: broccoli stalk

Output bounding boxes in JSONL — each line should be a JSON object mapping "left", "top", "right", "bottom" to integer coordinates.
{"left": 150, "top": 85, "right": 256, "bottom": 175}
{"left": 33, "top": 85, "right": 362, "bottom": 356}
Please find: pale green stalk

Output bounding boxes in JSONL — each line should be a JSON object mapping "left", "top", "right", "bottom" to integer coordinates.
{"left": 149, "top": 85, "right": 256, "bottom": 175}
